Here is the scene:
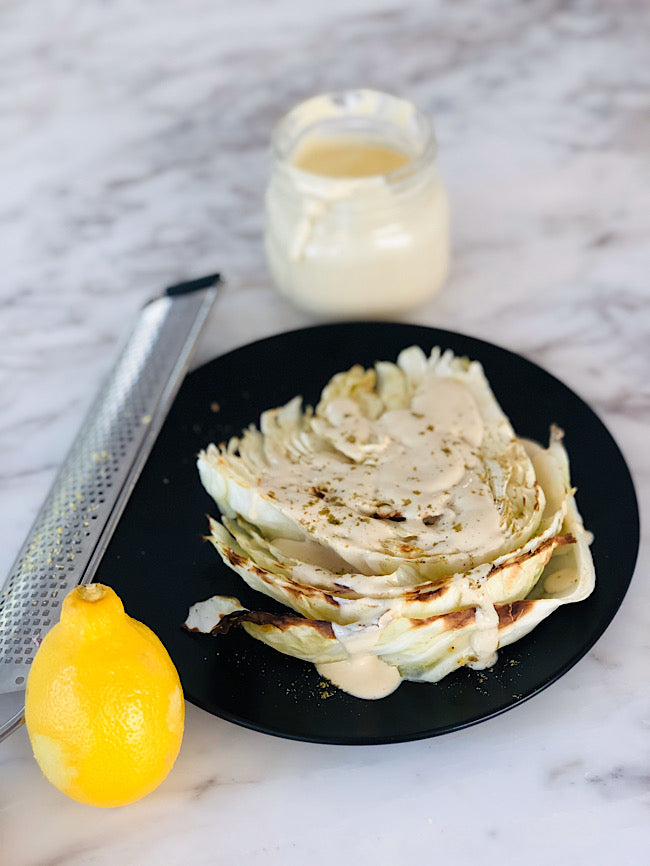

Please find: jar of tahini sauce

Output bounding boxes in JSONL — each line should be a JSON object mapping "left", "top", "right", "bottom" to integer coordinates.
{"left": 265, "top": 89, "right": 450, "bottom": 318}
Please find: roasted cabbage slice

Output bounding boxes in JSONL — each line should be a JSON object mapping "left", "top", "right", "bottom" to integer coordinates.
{"left": 188, "top": 346, "right": 595, "bottom": 699}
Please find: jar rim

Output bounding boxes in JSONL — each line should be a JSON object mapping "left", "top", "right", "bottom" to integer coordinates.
{"left": 270, "top": 89, "right": 438, "bottom": 190}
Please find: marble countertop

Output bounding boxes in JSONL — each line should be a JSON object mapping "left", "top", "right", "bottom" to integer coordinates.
{"left": 1, "top": 0, "right": 648, "bottom": 862}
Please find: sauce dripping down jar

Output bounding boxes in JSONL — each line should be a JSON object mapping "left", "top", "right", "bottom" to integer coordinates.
{"left": 264, "top": 89, "right": 450, "bottom": 318}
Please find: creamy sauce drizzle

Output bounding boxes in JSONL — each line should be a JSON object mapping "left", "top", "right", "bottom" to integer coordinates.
{"left": 467, "top": 602, "right": 499, "bottom": 670}
{"left": 258, "top": 376, "right": 515, "bottom": 570}
{"left": 317, "top": 620, "right": 402, "bottom": 699}
{"left": 317, "top": 655, "right": 402, "bottom": 700}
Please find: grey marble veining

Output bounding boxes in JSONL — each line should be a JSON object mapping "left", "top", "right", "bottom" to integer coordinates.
{"left": 1, "top": 0, "right": 649, "bottom": 863}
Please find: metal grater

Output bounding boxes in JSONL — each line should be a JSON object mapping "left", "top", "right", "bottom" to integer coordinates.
{"left": 0, "top": 274, "right": 221, "bottom": 739}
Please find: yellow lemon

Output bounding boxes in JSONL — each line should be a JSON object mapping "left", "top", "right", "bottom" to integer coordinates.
{"left": 25, "top": 583, "right": 184, "bottom": 807}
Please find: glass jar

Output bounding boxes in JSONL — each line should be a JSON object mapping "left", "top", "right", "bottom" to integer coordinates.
{"left": 264, "top": 89, "right": 450, "bottom": 318}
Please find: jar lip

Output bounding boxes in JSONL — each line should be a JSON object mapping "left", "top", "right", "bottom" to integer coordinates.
{"left": 270, "top": 89, "right": 438, "bottom": 190}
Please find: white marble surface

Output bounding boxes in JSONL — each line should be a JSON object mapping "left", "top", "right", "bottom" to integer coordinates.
{"left": 1, "top": 0, "right": 649, "bottom": 862}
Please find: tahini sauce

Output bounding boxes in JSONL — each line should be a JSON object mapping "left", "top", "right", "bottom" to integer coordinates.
{"left": 264, "top": 114, "right": 450, "bottom": 318}
{"left": 292, "top": 137, "right": 410, "bottom": 178}
{"left": 257, "top": 377, "right": 514, "bottom": 570}
{"left": 316, "top": 655, "right": 402, "bottom": 700}
{"left": 316, "top": 621, "right": 402, "bottom": 700}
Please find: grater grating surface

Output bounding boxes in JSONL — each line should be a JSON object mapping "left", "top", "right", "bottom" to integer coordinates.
{"left": 0, "top": 276, "right": 219, "bottom": 738}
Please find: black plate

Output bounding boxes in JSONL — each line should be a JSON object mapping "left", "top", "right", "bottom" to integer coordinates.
{"left": 96, "top": 323, "right": 639, "bottom": 745}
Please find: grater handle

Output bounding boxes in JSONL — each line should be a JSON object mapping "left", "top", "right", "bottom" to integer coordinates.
{"left": 0, "top": 275, "right": 220, "bottom": 740}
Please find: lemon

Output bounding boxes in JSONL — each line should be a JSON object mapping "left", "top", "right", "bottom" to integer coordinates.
{"left": 25, "top": 583, "right": 184, "bottom": 807}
